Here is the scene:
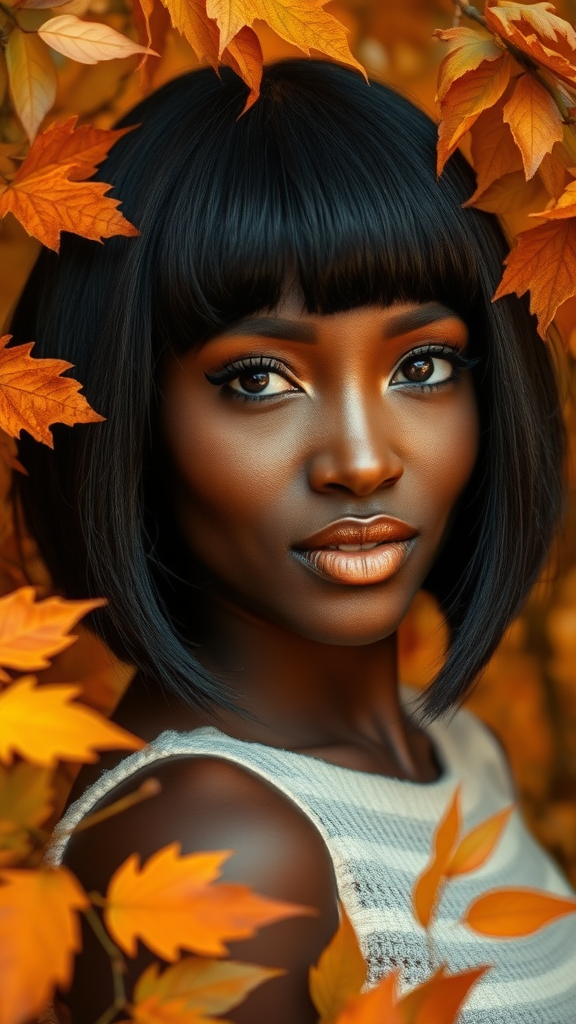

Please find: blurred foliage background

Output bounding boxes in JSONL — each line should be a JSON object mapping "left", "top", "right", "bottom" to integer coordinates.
{"left": 1, "top": 0, "right": 575, "bottom": 887}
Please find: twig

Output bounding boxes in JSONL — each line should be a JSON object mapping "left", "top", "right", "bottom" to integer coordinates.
{"left": 64, "top": 778, "right": 162, "bottom": 836}
{"left": 83, "top": 904, "right": 128, "bottom": 1024}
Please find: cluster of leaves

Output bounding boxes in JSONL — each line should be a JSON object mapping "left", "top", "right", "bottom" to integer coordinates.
{"left": 436, "top": 0, "right": 576, "bottom": 336}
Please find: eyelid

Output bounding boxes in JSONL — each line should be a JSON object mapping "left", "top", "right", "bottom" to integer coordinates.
{"left": 204, "top": 354, "right": 301, "bottom": 387}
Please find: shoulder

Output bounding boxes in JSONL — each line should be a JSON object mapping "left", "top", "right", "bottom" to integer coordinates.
{"left": 439, "top": 703, "right": 517, "bottom": 800}
{"left": 61, "top": 755, "right": 339, "bottom": 1024}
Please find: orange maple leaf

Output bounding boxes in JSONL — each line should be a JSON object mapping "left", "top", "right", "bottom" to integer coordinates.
{"left": 132, "top": 957, "right": 282, "bottom": 1015}
{"left": 16, "top": 115, "right": 136, "bottom": 182}
{"left": 463, "top": 887, "right": 576, "bottom": 936}
{"left": 0, "top": 763, "right": 54, "bottom": 867}
{"left": 0, "top": 334, "right": 104, "bottom": 448}
{"left": 446, "top": 806, "right": 514, "bottom": 877}
{"left": 434, "top": 26, "right": 506, "bottom": 102}
{"left": 205, "top": 0, "right": 365, "bottom": 76}
{"left": 485, "top": 1, "right": 576, "bottom": 88}
{"left": 0, "top": 676, "right": 144, "bottom": 767}
{"left": 412, "top": 786, "right": 461, "bottom": 928}
{"left": 493, "top": 189, "right": 576, "bottom": 336}
{"left": 0, "top": 119, "right": 139, "bottom": 251}
{"left": 502, "top": 72, "right": 563, "bottom": 178}
{"left": 0, "top": 865, "right": 88, "bottom": 1024}
{"left": 0, "top": 586, "right": 105, "bottom": 678}
{"left": 309, "top": 903, "right": 367, "bottom": 1023}
{"left": 437, "top": 54, "right": 514, "bottom": 174}
{"left": 104, "top": 843, "right": 313, "bottom": 961}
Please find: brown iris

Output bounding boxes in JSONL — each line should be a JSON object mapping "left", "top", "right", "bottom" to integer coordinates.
{"left": 402, "top": 357, "right": 433, "bottom": 382}
{"left": 239, "top": 371, "right": 270, "bottom": 393}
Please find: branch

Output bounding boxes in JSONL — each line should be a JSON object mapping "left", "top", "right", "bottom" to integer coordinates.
{"left": 83, "top": 904, "right": 129, "bottom": 1024}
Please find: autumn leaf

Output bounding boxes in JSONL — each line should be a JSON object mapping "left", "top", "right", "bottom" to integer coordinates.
{"left": 0, "top": 129, "right": 140, "bottom": 249}
{"left": 309, "top": 903, "right": 367, "bottom": 1023}
{"left": 0, "top": 865, "right": 88, "bottom": 1024}
{"left": 466, "top": 95, "right": 523, "bottom": 201}
{"left": 493, "top": 216, "right": 576, "bottom": 337}
{"left": 502, "top": 73, "right": 563, "bottom": 178}
{"left": 538, "top": 143, "right": 574, "bottom": 200}
{"left": 463, "top": 887, "right": 576, "bottom": 937}
{"left": 127, "top": 995, "right": 225, "bottom": 1024}
{"left": 133, "top": 957, "right": 283, "bottom": 1013}
{"left": 0, "top": 586, "right": 105, "bottom": 677}
{"left": 333, "top": 972, "right": 403, "bottom": 1024}
{"left": 222, "top": 27, "right": 263, "bottom": 113}
{"left": 465, "top": 169, "right": 543, "bottom": 214}
{"left": 16, "top": 115, "right": 136, "bottom": 182}
{"left": 5, "top": 29, "right": 57, "bottom": 142}
{"left": 412, "top": 786, "right": 461, "bottom": 928}
{"left": 437, "top": 54, "right": 514, "bottom": 174}
{"left": 0, "top": 763, "right": 53, "bottom": 866}
{"left": 485, "top": 1, "right": 576, "bottom": 87}
{"left": 0, "top": 335, "right": 104, "bottom": 447}
{"left": 446, "top": 805, "right": 514, "bottom": 876}
{"left": 104, "top": 842, "right": 314, "bottom": 961}
{"left": 434, "top": 26, "right": 505, "bottom": 102}
{"left": 158, "top": 0, "right": 221, "bottom": 66}
{"left": 398, "top": 964, "right": 489, "bottom": 1024}
{"left": 205, "top": 0, "right": 365, "bottom": 76}
{"left": 0, "top": 675, "right": 144, "bottom": 766}
{"left": 38, "top": 14, "right": 158, "bottom": 65}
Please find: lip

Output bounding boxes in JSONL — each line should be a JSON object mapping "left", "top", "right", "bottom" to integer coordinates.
{"left": 292, "top": 515, "right": 418, "bottom": 586}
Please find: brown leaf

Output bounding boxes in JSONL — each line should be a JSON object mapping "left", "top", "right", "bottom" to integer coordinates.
{"left": 463, "top": 887, "right": 576, "bottom": 937}
{"left": 309, "top": 903, "right": 367, "bottom": 1023}
{"left": 0, "top": 334, "right": 104, "bottom": 448}
{"left": 412, "top": 786, "right": 461, "bottom": 928}
{"left": 502, "top": 73, "right": 563, "bottom": 178}
{"left": 468, "top": 95, "right": 523, "bottom": 197}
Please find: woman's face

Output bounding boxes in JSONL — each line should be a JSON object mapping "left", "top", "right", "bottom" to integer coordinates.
{"left": 160, "top": 297, "right": 479, "bottom": 645}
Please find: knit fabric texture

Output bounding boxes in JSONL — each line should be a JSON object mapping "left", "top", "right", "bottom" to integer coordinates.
{"left": 47, "top": 695, "right": 576, "bottom": 1022}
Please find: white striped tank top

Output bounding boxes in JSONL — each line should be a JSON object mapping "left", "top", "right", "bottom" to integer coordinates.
{"left": 47, "top": 697, "right": 576, "bottom": 1022}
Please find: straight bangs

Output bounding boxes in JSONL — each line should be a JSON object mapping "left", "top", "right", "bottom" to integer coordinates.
{"left": 148, "top": 63, "right": 485, "bottom": 353}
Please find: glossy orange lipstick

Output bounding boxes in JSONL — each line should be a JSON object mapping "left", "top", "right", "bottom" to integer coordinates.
{"left": 292, "top": 515, "right": 418, "bottom": 585}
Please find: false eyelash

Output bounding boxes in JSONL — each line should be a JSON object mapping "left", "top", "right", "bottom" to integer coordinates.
{"left": 204, "top": 354, "right": 293, "bottom": 385}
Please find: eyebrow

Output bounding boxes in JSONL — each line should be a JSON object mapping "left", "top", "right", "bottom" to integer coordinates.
{"left": 209, "top": 303, "right": 462, "bottom": 345}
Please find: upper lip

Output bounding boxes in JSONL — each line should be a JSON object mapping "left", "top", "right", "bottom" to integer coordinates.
{"left": 293, "top": 515, "right": 418, "bottom": 550}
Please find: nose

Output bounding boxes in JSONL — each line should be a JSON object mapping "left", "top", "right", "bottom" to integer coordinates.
{"left": 306, "top": 389, "right": 404, "bottom": 496}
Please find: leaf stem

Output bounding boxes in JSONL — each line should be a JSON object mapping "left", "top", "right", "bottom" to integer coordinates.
{"left": 83, "top": 904, "right": 128, "bottom": 1023}
{"left": 69, "top": 778, "right": 162, "bottom": 835}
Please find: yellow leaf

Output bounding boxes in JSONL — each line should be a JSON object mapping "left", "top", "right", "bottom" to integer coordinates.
{"left": 333, "top": 971, "right": 402, "bottom": 1024}
{"left": 502, "top": 73, "right": 563, "bottom": 179}
{"left": 463, "top": 887, "right": 576, "bottom": 937}
{"left": 309, "top": 904, "right": 367, "bottom": 1023}
{"left": 494, "top": 217, "right": 576, "bottom": 337}
{"left": 105, "top": 842, "right": 313, "bottom": 961}
{"left": 38, "top": 14, "right": 158, "bottom": 65}
{"left": 0, "top": 586, "right": 104, "bottom": 673}
{"left": 158, "top": 0, "right": 220, "bottom": 65}
{"left": 437, "top": 55, "right": 514, "bottom": 174}
{"left": 0, "top": 763, "right": 53, "bottom": 866}
{"left": 412, "top": 787, "right": 461, "bottom": 929}
{"left": 205, "top": 0, "right": 364, "bottom": 76}
{"left": 5, "top": 30, "right": 56, "bottom": 142}
{"left": 446, "top": 805, "right": 514, "bottom": 876}
{"left": 434, "top": 26, "right": 505, "bottom": 102}
{"left": 222, "top": 27, "right": 263, "bottom": 112}
{"left": 398, "top": 964, "right": 489, "bottom": 1024}
{"left": 0, "top": 865, "right": 88, "bottom": 1024}
{"left": 0, "top": 335, "right": 104, "bottom": 446}
{"left": 0, "top": 675, "right": 144, "bottom": 767}
{"left": 134, "top": 957, "right": 282, "bottom": 1013}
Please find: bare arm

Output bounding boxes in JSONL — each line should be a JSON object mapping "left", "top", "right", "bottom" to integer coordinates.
{"left": 61, "top": 756, "right": 340, "bottom": 1023}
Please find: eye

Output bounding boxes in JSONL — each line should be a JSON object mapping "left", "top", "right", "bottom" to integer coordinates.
{"left": 229, "top": 368, "right": 297, "bottom": 397}
{"left": 390, "top": 349, "right": 456, "bottom": 388}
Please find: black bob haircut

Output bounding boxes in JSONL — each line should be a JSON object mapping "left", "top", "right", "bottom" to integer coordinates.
{"left": 10, "top": 58, "right": 565, "bottom": 721}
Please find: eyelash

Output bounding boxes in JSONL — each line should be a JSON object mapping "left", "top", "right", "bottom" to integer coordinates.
{"left": 204, "top": 346, "right": 478, "bottom": 403}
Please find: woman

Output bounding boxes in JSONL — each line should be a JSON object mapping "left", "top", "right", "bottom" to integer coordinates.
{"left": 11, "top": 58, "right": 576, "bottom": 1022}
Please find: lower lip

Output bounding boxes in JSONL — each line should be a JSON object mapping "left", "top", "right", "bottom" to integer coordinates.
{"left": 293, "top": 540, "right": 415, "bottom": 585}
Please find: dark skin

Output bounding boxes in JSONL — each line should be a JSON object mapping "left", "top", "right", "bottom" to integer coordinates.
{"left": 62, "top": 297, "right": 479, "bottom": 1022}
